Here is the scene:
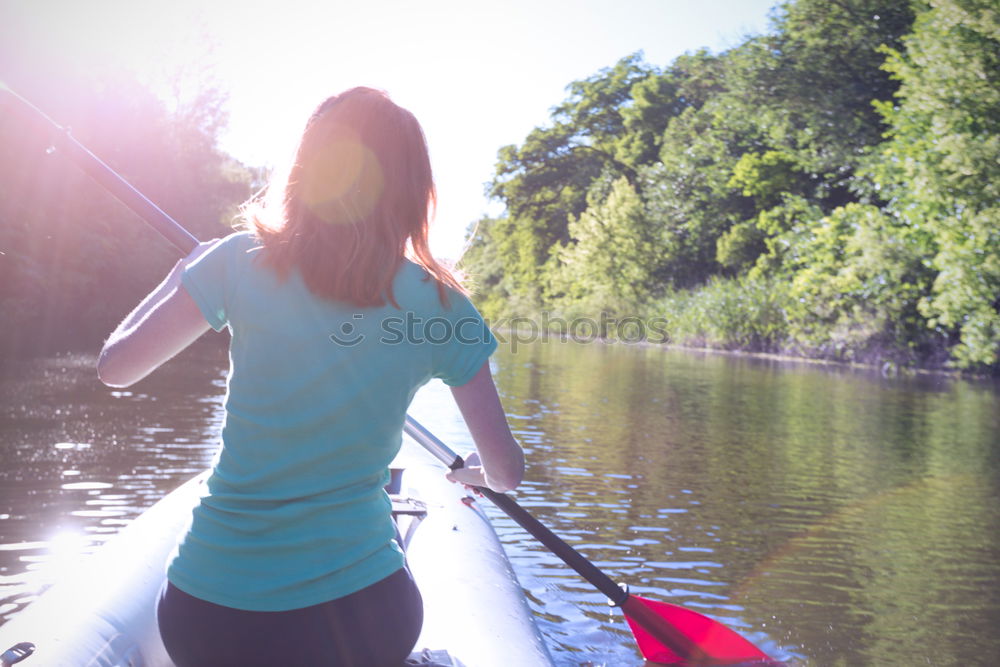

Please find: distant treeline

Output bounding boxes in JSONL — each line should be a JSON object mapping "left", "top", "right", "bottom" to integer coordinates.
{"left": 460, "top": 0, "right": 999, "bottom": 373}
{"left": 0, "top": 52, "right": 257, "bottom": 358}
{"left": 1, "top": 0, "right": 996, "bottom": 374}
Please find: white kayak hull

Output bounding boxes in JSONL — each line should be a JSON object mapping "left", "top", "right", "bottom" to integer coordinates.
{"left": 0, "top": 441, "right": 554, "bottom": 666}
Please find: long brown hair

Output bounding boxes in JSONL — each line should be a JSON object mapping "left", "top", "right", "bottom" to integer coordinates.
{"left": 247, "top": 87, "right": 464, "bottom": 307}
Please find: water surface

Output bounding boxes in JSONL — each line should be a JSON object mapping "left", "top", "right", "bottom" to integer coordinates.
{"left": 1, "top": 338, "right": 998, "bottom": 665}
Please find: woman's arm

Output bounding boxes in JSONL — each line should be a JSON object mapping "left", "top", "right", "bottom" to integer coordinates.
{"left": 446, "top": 362, "right": 525, "bottom": 493}
{"left": 97, "top": 243, "right": 216, "bottom": 387}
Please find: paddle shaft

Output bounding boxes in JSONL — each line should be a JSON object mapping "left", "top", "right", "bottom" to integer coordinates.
{"left": 1, "top": 85, "right": 199, "bottom": 254}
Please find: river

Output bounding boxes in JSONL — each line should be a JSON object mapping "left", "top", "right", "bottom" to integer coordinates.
{"left": 1, "top": 337, "right": 998, "bottom": 665}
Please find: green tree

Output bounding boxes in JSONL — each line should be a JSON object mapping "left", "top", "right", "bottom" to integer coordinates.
{"left": 463, "top": 0, "right": 998, "bottom": 372}
{"left": 483, "top": 53, "right": 708, "bottom": 308}
{"left": 872, "top": 0, "right": 1000, "bottom": 368}
{"left": 549, "top": 177, "right": 657, "bottom": 314}
{"left": 643, "top": 0, "right": 915, "bottom": 285}
{"left": 642, "top": 82, "right": 764, "bottom": 286}
{"left": 0, "top": 62, "right": 252, "bottom": 355}
{"left": 489, "top": 54, "right": 655, "bottom": 251}
{"left": 781, "top": 203, "right": 935, "bottom": 362}
{"left": 617, "top": 50, "right": 727, "bottom": 167}
{"left": 459, "top": 216, "right": 535, "bottom": 320}
{"left": 732, "top": 0, "right": 916, "bottom": 205}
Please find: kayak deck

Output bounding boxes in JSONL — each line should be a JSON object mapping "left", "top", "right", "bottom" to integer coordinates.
{"left": 0, "top": 439, "right": 553, "bottom": 666}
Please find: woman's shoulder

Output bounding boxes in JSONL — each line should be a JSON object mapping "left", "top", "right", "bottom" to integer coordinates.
{"left": 216, "top": 229, "right": 260, "bottom": 251}
{"left": 396, "top": 258, "right": 430, "bottom": 282}
{"left": 203, "top": 230, "right": 264, "bottom": 268}
{"left": 393, "top": 259, "right": 478, "bottom": 315}
{"left": 391, "top": 260, "right": 434, "bottom": 306}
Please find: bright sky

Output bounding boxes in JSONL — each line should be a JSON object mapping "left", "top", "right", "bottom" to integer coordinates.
{"left": 3, "top": 0, "right": 779, "bottom": 258}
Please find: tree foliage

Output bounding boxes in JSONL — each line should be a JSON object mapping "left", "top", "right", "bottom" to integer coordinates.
{"left": 464, "top": 0, "right": 1000, "bottom": 372}
{"left": 549, "top": 177, "right": 657, "bottom": 314}
{"left": 871, "top": 0, "right": 1000, "bottom": 368}
{"left": 0, "top": 50, "right": 253, "bottom": 356}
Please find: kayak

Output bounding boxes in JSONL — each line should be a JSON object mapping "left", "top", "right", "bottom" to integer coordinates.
{"left": 0, "top": 438, "right": 555, "bottom": 667}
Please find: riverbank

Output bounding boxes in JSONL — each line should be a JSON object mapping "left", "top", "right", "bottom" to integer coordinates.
{"left": 488, "top": 322, "right": 997, "bottom": 382}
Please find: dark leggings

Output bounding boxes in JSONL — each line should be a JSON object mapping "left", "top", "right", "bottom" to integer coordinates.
{"left": 157, "top": 568, "right": 423, "bottom": 666}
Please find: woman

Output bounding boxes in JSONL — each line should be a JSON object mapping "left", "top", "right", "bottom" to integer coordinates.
{"left": 98, "top": 87, "right": 524, "bottom": 666}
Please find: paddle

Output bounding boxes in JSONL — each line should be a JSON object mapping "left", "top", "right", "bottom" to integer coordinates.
{"left": 404, "top": 417, "right": 781, "bottom": 666}
{"left": 2, "top": 83, "right": 781, "bottom": 666}
{"left": 0, "top": 82, "right": 200, "bottom": 254}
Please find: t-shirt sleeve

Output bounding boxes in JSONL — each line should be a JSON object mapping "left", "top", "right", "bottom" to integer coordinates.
{"left": 429, "top": 292, "right": 498, "bottom": 386}
{"left": 181, "top": 234, "right": 244, "bottom": 332}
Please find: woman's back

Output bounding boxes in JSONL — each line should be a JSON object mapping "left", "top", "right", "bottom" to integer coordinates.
{"left": 169, "top": 231, "right": 496, "bottom": 611}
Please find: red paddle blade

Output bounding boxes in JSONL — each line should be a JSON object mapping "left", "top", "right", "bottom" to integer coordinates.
{"left": 621, "top": 595, "right": 779, "bottom": 665}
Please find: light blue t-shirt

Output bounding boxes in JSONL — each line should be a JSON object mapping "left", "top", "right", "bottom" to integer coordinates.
{"left": 167, "top": 231, "right": 496, "bottom": 611}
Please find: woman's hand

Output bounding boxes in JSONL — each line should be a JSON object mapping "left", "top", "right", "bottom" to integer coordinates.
{"left": 445, "top": 452, "right": 488, "bottom": 491}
